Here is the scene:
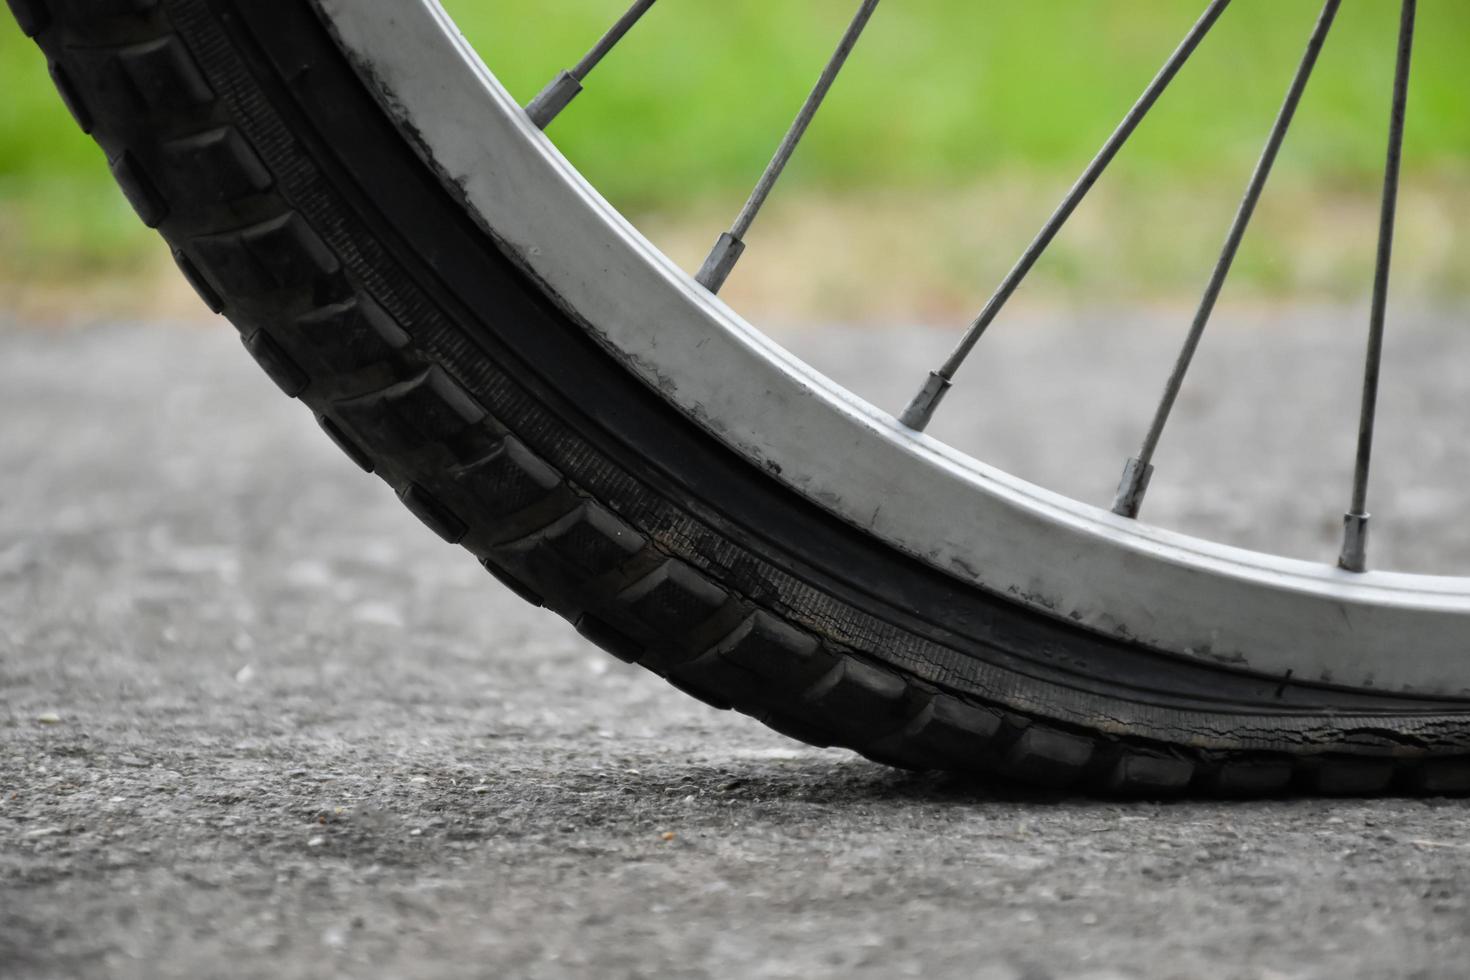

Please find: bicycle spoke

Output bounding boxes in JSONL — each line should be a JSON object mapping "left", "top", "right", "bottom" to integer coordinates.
{"left": 896, "top": 0, "right": 1232, "bottom": 433}
{"left": 1339, "top": 0, "right": 1416, "bottom": 573}
{"left": 1111, "top": 0, "right": 1341, "bottom": 519}
{"left": 525, "top": 0, "right": 658, "bottom": 129}
{"left": 696, "top": 0, "right": 882, "bottom": 294}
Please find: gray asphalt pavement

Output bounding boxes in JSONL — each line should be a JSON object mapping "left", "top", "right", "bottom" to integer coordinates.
{"left": 4, "top": 314, "right": 1470, "bottom": 980}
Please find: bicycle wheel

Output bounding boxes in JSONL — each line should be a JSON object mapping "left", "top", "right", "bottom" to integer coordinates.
{"left": 11, "top": 0, "right": 1470, "bottom": 795}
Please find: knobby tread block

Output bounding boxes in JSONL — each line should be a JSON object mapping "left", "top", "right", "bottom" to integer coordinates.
{"left": 115, "top": 36, "right": 213, "bottom": 112}
{"left": 666, "top": 647, "right": 763, "bottom": 711}
{"left": 760, "top": 711, "right": 836, "bottom": 749}
{"left": 1007, "top": 726, "right": 1096, "bottom": 788}
{"left": 1410, "top": 758, "right": 1470, "bottom": 795}
{"left": 664, "top": 670, "right": 736, "bottom": 712}
{"left": 480, "top": 557, "right": 543, "bottom": 609}
{"left": 450, "top": 437, "right": 562, "bottom": 520}
{"left": 19, "top": 0, "right": 1470, "bottom": 798}
{"left": 47, "top": 61, "right": 93, "bottom": 133}
{"left": 191, "top": 213, "right": 340, "bottom": 297}
{"left": 171, "top": 249, "right": 222, "bottom": 313}
{"left": 859, "top": 700, "right": 940, "bottom": 770}
{"left": 668, "top": 612, "right": 828, "bottom": 713}
{"left": 109, "top": 150, "right": 168, "bottom": 227}
{"left": 501, "top": 502, "right": 644, "bottom": 594}
{"left": 316, "top": 415, "right": 374, "bottom": 473}
{"left": 716, "top": 612, "right": 829, "bottom": 688}
{"left": 1104, "top": 750, "right": 1195, "bottom": 794}
{"left": 295, "top": 297, "right": 409, "bottom": 374}
{"left": 869, "top": 693, "right": 1003, "bottom": 772}
{"left": 63, "top": 36, "right": 213, "bottom": 123}
{"left": 399, "top": 484, "right": 468, "bottom": 544}
{"left": 802, "top": 656, "right": 900, "bottom": 705}
{"left": 587, "top": 559, "right": 750, "bottom": 676}
{"left": 242, "top": 330, "right": 308, "bottom": 397}
{"left": 615, "top": 560, "right": 728, "bottom": 642}
{"left": 1304, "top": 758, "right": 1398, "bottom": 796}
{"left": 334, "top": 366, "right": 490, "bottom": 459}
{"left": 575, "top": 614, "right": 643, "bottom": 665}
{"left": 1209, "top": 759, "right": 1295, "bottom": 796}
{"left": 160, "top": 126, "right": 273, "bottom": 207}
{"left": 798, "top": 659, "right": 914, "bottom": 747}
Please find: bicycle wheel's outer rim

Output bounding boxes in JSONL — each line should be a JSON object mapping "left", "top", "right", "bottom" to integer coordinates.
{"left": 316, "top": 0, "right": 1470, "bottom": 698}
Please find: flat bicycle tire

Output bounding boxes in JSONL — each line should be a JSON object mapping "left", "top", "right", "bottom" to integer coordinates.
{"left": 12, "top": 0, "right": 1470, "bottom": 795}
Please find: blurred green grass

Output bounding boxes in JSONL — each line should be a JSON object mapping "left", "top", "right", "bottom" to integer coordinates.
{"left": 446, "top": 0, "right": 1470, "bottom": 204}
{"left": 3, "top": 1, "right": 1468, "bottom": 312}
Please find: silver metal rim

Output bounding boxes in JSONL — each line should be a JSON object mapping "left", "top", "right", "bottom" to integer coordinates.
{"left": 314, "top": 0, "right": 1470, "bottom": 698}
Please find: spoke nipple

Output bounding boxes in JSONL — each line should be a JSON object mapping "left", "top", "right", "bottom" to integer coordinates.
{"left": 695, "top": 232, "right": 746, "bottom": 294}
{"left": 897, "top": 372, "right": 952, "bottom": 433}
{"left": 526, "top": 70, "right": 584, "bottom": 129}
{"left": 1110, "top": 457, "right": 1154, "bottom": 519}
{"left": 1339, "top": 512, "right": 1370, "bottom": 572}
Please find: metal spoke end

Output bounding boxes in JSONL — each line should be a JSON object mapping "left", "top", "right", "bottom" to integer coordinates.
{"left": 1338, "top": 512, "right": 1370, "bottom": 572}
{"left": 1111, "top": 457, "right": 1155, "bottom": 519}
{"left": 695, "top": 232, "right": 746, "bottom": 294}
{"left": 1339, "top": 0, "right": 1413, "bottom": 575}
{"left": 526, "top": 70, "right": 583, "bottom": 130}
{"left": 930, "top": 0, "right": 1231, "bottom": 406}
{"left": 897, "top": 372, "right": 952, "bottom": 433}
{"left": 704, "top": 0, "right": 880, "bottom": 290}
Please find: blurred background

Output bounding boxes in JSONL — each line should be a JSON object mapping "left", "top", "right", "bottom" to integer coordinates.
{"left": 3, "top": 0, "right": 1468, "bottom": 322}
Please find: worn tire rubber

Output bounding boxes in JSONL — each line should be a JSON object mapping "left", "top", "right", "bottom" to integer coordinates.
{"left": 13, "top": 0, "right": 1470, "bottom": 796}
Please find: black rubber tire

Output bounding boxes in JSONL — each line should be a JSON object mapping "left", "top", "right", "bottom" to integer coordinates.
{"left": 12, "top": 0, "right": 1470, "bottom": 796}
